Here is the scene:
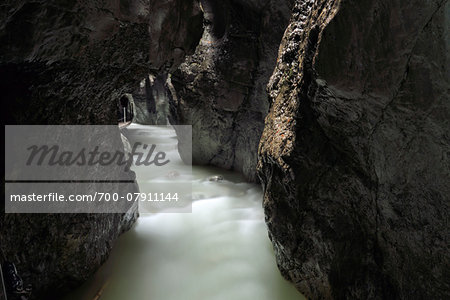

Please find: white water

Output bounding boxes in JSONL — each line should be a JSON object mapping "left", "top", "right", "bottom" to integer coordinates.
{"left": 65, "top": 124, "right": 304, "bottom": 300}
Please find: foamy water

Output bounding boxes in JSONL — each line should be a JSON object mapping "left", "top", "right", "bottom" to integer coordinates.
{"left": 64, "top": 124, "right": 304, "bottom": 300}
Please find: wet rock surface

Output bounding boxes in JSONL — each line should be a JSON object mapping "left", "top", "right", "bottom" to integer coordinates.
{"left": 0, "top": 210, "right": 138, "bottom": 299}
{"left": 132, "top": 75, "right": 170, "bottom": 125}
{"left": 208, "top": 175, "right": 224, "bottom": 182}
{"left": 168, "top": 0, "right": 294, "bottom": 182}
{"left": 2, "top": 124, "right": 139, "bottom": 299}
{"left": 258, "top": 0, "right": 449, "bottom": 299}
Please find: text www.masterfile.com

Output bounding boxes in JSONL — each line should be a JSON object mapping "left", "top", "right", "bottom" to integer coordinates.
{"left": 9, "top": 192, "right": 180, "bottom": 202}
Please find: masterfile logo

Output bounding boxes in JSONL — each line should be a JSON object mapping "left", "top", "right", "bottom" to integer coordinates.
{"left": 4, "top": 125, "right": 192, "bottom": 213}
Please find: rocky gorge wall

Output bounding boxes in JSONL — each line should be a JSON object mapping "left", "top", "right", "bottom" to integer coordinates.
{"left": 0, "top": 0, "right": 203, "bottom": 124}
{"left": 258, "top": 0, "right": 449, "bottom": 299}
{"left": 0, "top": 0, "right": 203, "bottom": 298}
{"left": 168, "top": 0, "right": 294, "bottom": 182}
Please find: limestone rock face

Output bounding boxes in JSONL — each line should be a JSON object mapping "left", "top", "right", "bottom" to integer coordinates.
{"left": 132, "top": 76, "right": 170, "bottom": 125}
{"left": 1, "top": 125, "right": 139, "bottom": 299}
{"left": 258, "top": 0, "right": 449, "bottom": 299}
{"left": 0, "top": 0, "right": 202, "bottom": 124}
{"left": 0, "top": 211, "right": 138, "bottom": 299}
{"left": 169, "top": 0, "right": 293, "bottom": 182}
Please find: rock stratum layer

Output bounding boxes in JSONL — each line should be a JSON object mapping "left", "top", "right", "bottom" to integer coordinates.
{"left": 258, "top": 0, "right": 449, "bottom": 299}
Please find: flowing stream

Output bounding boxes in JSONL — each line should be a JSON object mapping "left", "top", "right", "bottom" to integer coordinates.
{"left": 65, "top": 124, "right": 304, "bottom": 300}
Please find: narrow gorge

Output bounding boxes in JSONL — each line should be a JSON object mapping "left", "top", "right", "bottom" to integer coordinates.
{"left": 1, "top": 0, "right": 449, "bottom": 299}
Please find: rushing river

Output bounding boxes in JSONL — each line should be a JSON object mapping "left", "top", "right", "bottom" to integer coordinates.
{"left": 65, "top": 124, "right": 304, "bottom": 300}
